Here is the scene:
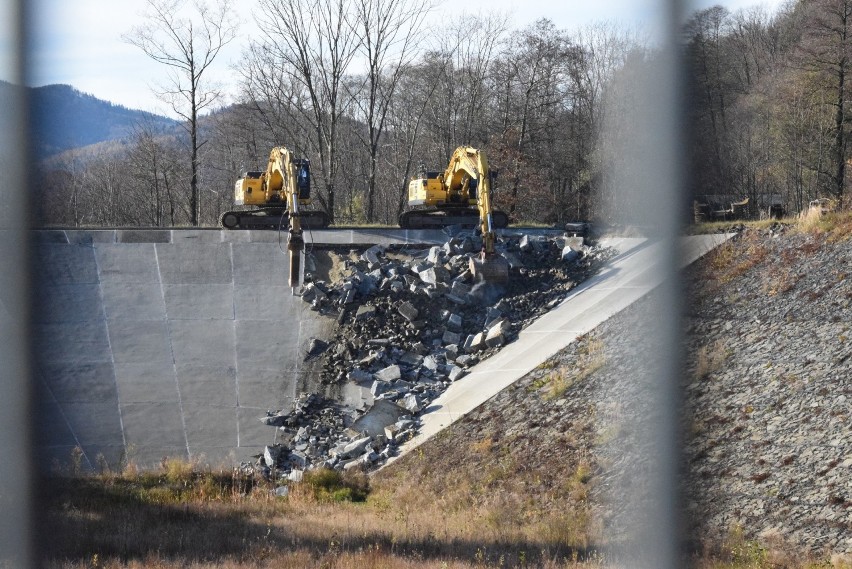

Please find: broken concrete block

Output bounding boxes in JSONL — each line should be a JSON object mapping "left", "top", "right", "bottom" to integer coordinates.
{"left": 485, "top": 326, "right": 505, "bottom": 348}
{"left": 468, "top": 332, "right": 485, "bottom": 352}
{"left": 361, "top": 245, "right": 384, "bottom": 268}
{"left": 350, "top": 400, "right": 409, "bottom": 439}
{"left": 371, "top": 380, "right": 391, "bottom": 397}
{"left": 355, "top": 305, "right": 376, "bottom": 322}
{"left": 463, "top": 334, "right": 475, "bottom": 351}
{"left": 500, "top": 251, "right": 525, "bottom": 268}
{"left": 306, "top": 338, "right": 328, "bottom": 358}
{"left": 422, "top": 355, "right": 439, "bottom": 370}
{"left": 288, "top": 470, "right": 304, "bottom": 483}
{"left": 448, "top": 365, "right": 466, "bottom": 382}
{"left": 420, "top": 266, "right": 450, "bottom": 285}
{"left": 427, "top": 246, "right": 443, "bottom": 264}
{"left": 335, "top": 436, "right": 372, "bottom": 460}
{"left": 444, "top": 344, "right": 459, "bottom": 360}
{"left": 447, "top": 313, "right": 462, "bottom": 331}
{"left": 411, "top": 261, "right": 430, "bottom": 274}
{"left": 401, "top": 393, "right": 422, "bottom": 413}
{"left": 456, "top": 354, "right": 475, "bottom": 367}
{"left": 384, "top": 423, "right": 401, "bottom": 441}
{"left": 347, "top": 368, "right": 373, "bottom": 384}
{"left": 356, "top": 275, "right": 377, "bottom": 296}
{"left": 561, "top": 247, "right": 580, "bottom": 263}
{"left": 302, "top": 282, "right": 328, "bottom": 303}
{"left": 487, "top": 317, "right": 509, "bottom": 334}
{"left": 264, "top": 445, "right": 283, "bottom": 467}
{"left": 565, "top": 236, "right": 585, "bottom": 251}
{"left": 398, "top": 301, "right": 419, "bottom": 322}
{"left": 442, "top": 330, "right": 462, "bottom": 345}
{"left": 289, "top": 450, "right": 308, "bottom": 468}
{"left": 374, "top": 364, "right": 401, "bottom": 382}
{"left": 398, "top": 352, "right": 424, "bottom": 367}
{"left": 260, "top": 412, "right": 289, "bottom": 427}
{"left": 445, "top": 293, "right": 467, "bottom": 305}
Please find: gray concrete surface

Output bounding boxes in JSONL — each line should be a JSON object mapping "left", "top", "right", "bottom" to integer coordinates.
{"left": 33, "top": 228, "right": 478, "bottom": 471}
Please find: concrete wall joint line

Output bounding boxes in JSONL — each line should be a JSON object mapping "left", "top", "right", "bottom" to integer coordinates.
{"left": 229, "top": 241, "right": 242, "bottom": 447}
{"left": 39, "top": 377, "right": 92, "bottom": 470}
{"left": 92, "top": 242, "right": 128, "bottom": 462}
{"left": 154, "top": 243, "right": 191, "bottom": 460}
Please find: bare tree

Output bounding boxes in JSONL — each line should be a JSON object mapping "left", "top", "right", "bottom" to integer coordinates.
{"left": 127, "top": 122, "right": 182, "bottom": 226}
{"left": 124, "top": 0, "right": 238, "bottom": 226}
{"left": 236, "top": 47, "right": 311, "bottom": 156}
{"left": 795, "top": 0, "right": 852, "bottom": 207}
{"left": 253, "top": 0, "right": 361, "bottom": 223}
{"left": 348, "top": 0, "right": 431, "bottom": 221}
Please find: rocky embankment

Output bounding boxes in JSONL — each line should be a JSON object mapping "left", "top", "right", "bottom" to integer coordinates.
{"left": 242, "top": 230, "right": 616, "bottom": 481}
{"left": 682, "top": 224, "right": 852, "bottom": 555}
{"left": 376, "top": 223, "right": 851, "bottom": 558}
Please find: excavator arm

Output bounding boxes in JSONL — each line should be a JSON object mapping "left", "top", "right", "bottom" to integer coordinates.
{"left": 264, "top": 147, "right": 305, "bottom": 290}
{"left": 444, "top": 147, "right": 509, "bottom": 283}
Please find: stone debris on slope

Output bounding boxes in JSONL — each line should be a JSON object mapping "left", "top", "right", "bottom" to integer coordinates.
{"left": 239, "top": 230, "right": 616, "bottom": 480}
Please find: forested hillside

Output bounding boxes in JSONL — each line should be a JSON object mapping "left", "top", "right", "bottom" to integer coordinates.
{"left": 34, "top": 0, "right": 852, "bottom": 228}
{"left": 13, "top": 83, "right": 178, "bottom": 157}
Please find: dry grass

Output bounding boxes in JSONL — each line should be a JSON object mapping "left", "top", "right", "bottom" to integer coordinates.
{"left": 707, "top": 232, "right": 769, "bottom": 285}
{"left": 40, "top": 453, "right": 850, "bottom": 569}
{"left": 691, "top": 525, "right": 852, "bottom": 569}
{"left": 796, "top": 207, "right": 852, "bottom": 243}
{"left": 41, "top": 458, "right": 605, "bottom": 569}
{"left": 690, "top": 217, "right": 793, "bottom": 235}
{"left": 535, "top": 337, "right": 606, "bottom": 401}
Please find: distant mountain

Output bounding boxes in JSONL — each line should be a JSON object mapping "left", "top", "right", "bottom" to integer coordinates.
{"left": 0, "top": 82, "right": 179, "bottom": 157}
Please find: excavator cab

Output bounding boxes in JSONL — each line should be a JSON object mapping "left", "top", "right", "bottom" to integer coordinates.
{"left": 295, "top": 159, "right": 311, "bottom": 201}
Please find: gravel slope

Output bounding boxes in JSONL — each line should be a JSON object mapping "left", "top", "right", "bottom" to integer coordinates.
{"left": 379, "top": 224, "right": 852, "bottom": 557}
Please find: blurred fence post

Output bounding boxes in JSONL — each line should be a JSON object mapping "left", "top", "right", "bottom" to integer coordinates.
{"left": 0, "top": 1, "right": 34, "bottom": 567}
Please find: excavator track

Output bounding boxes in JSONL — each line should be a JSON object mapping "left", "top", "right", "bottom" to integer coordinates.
{"left": 221, "top": 208, "right": 331, "bottom": 230}
{"left": 398, "top": 208, "right": 509, "bottom": 230}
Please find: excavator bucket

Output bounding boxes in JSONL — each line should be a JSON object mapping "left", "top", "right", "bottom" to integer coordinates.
{"left": 469, "top": 253, "right": 509, "bottom": 284}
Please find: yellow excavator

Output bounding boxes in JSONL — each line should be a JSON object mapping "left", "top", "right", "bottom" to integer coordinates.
{"left": 221, "top": 147, "right": 331, "bottom": 231}
{"left": 222, "top": 147, "right": 325, "bottom": 288}
{"left": 400, "top": 146, "right": 510, "bottom": 230}
{"left": 401, "top": 146, "right": 509, "bottom": 282}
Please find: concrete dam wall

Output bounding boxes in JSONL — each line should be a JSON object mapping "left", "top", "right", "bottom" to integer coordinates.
{"left": 32, "top": 228, "right": 449, "bottom": 471}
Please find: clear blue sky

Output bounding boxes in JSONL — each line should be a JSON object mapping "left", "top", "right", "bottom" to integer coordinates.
{"left": 18, "top": 0, "right": 786, "bottom": 118}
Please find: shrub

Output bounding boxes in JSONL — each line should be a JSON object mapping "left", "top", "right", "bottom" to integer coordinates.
{"left": 298, "top": 468, "right": 370, "bottom": 503}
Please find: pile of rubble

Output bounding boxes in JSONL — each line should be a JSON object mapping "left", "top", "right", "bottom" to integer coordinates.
{"left": 241, "top": 230, "right": 616, "bottom": 483}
